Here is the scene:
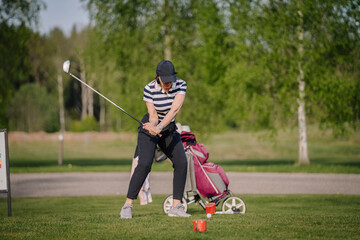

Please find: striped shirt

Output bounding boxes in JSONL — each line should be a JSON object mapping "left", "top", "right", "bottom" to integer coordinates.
{"left": 143, "top": 78, "right": 187, "bottom": 122}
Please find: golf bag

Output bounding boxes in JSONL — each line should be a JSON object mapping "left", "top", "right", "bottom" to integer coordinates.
{"left": 181, "top": 131, "right": 229, "bottom": 198}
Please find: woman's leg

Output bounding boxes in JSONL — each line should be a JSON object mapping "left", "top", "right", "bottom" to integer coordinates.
{"left": 126, "top": 130, "right": 158, "bottom": 200}
{"left": 159, "top": 131, "right": 187, "bottom": 201}
{"left": 121, "top": 114, "right": 158, "bottom": 218}
{"left": 130, "top": 147, "right": 148, "bottom": 205}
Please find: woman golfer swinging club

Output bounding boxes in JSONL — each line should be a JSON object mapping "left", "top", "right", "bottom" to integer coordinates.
{"left": 121, "top": 60, "right": 190, "bottom": 218}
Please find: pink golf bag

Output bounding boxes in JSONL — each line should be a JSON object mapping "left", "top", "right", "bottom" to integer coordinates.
{"left": 181, "top": 131, "right": 229, "bottom": 198}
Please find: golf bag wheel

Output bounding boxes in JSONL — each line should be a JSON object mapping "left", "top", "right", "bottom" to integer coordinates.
{"left": 221, "top": 196, "right": 246, "bottom": 214}
{"left": 162, "top": 194, "right": 188, "bottom": 214}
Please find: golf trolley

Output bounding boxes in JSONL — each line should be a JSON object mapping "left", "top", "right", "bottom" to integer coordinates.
{"left": 162, "top": 149, "right": 246, "bottom": 215}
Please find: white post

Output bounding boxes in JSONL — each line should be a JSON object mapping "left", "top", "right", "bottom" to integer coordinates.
{"left": 57, "top": 74, "right": 65, "bottom": 166}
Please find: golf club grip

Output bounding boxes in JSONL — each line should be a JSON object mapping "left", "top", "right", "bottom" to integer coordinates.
{"left": 68, "top": 72, "right": 143, "bottom": 125}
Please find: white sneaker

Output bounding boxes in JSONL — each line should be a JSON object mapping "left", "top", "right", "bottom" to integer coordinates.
{"left": 120, "top": 203, "right": 133, "bottom": 219}
{"left": 168, "top": 203, "right": 191, "bottom": 217}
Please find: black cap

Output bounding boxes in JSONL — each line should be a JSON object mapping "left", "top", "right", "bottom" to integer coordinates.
{"left": 156, "top": 60, "right": 177, "bottom": 83}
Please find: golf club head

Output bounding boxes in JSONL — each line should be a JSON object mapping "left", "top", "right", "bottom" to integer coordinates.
{"left": 63, "top": 60, "right": 71, "bottom": 73}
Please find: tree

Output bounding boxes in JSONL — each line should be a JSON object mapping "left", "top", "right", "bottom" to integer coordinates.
{"left": 87, "top": 0, "right": 163, "bottom": 131}
{"left": 69, "top": 27, "right": 96, "bottom": 120}
{"left": 0, "top": 0, "right": 45, "bottom": 128}
{"left": 7, "top": 83, "right": 58, "bottom": 132}
{"left": 224, "top": 0, "right": 360, "bottom": 165}
{"left": 0, "top": 0, "right": 44, "bottom": 27}
{"left": 296, "top": 5, "right": 309, "bottom": 164}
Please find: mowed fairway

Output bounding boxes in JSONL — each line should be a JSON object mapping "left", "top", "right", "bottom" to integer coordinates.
{"left": 0, "top": 195, "right": 359, "bottom": 240}
{"left": 3, "top": 129, "right": 360, "bottom": 239}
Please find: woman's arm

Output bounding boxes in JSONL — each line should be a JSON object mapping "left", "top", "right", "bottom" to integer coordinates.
{"left": 143, "top": 94, "right": 185, "bottom": 135}
{"left": 158, "top": 94, "right": 185, "bottom": 129}
{"left": 146, "top": 102, "right": 159, "bottom": 126}
{"left": 143, "top": 102, "right": 159, "bottom": 136}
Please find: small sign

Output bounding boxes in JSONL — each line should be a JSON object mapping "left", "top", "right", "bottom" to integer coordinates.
{"left": 0, "top": 131, "right": 8, "bottom": 190}
{"left": 0, "top": 129, "right": 11, "bottom": 216}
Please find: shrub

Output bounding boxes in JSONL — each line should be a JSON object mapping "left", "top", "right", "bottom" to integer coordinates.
{"left": 7, "top": 83, "right": 59, "bottom": 132}
{"left": 71, "top": 116, "right": 99, "bottom": 132}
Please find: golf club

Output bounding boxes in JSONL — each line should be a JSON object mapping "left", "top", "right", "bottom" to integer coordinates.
{"left": 62, "top": 60, "right": 143, "bottom": 125}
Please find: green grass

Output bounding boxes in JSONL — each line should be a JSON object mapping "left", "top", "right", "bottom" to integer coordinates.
{"left": 8, "top": 128, "right": 360, "bottom": 173}
{"left": 0, "top": 195, "right": 359, "bottom": 239}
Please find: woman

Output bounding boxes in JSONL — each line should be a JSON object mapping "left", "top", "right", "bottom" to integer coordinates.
{"left": 120, "top": 60, "right": 190, "bottom": 218}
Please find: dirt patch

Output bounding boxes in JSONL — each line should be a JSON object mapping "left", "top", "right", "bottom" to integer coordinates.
{"left": 8, "top": 131, "right": 136, "bottom": 142}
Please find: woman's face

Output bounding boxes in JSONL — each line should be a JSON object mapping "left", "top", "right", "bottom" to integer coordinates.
{"left": 159, "top": 77, "right": 173, "bottom": 91}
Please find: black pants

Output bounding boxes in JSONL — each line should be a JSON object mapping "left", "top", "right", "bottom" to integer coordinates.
{"left": 126, "top": 113, "right": 188, "bottom": 200}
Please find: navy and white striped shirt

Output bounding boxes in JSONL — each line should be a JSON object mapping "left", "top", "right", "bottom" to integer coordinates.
{"left": 143, "top": 78, "right": 187, "bottom": 122}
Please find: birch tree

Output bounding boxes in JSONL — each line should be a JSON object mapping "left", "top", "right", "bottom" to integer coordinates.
{"left": 163, "top": 0, "right": 171, "bottom": 60}
{"left": 296, "top": 8, "right": 309, "bottom": 164}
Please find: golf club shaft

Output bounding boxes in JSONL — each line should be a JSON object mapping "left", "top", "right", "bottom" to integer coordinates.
{"left": 68, "top": 72, "right": 143, "bottom": 125}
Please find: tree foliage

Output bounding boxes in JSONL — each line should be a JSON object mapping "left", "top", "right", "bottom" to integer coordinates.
{"left": 83, "top": 0, "right": 359, "bottom": 134}
{"left": 0, "top": 0, "right": 45, "bottom": 128}
{"left": 7, "top": 83, "right": 58, "bottom": 132}
{"left": 0, "top": 0, "right": 359, "bottom": 136}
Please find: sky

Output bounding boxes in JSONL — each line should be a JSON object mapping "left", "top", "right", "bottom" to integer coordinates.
{"left": 38, "top": 0, "right": 90, "bottom": 36}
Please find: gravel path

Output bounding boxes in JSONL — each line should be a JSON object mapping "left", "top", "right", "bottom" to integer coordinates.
{"left": 8, "top": 172, "right": 360, "bottom": 197}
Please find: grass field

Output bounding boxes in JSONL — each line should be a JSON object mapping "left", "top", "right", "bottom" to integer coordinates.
{"left": 3, "top": 129, "right": 359, "bottom": 239}
{"left": 8, "top": 127, "right": 360, "bottom": 173}
{"left": 0, "top": 194, "right": 359, "bottom": 239}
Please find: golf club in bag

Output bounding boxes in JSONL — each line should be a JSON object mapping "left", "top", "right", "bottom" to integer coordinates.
{"left": 62, "top": 60, "right": 142, "bottom": 125}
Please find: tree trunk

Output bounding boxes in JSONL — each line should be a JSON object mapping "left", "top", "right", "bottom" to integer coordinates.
{"left": 80, "top": 60, "right": 88, "bottom": 119}
{"left": 88, "top": 84, "right": 94, "bottom": 117}
{"left": 163, "top": 0, "right": 171, "bottom": 60}
{"left": 297, "top": 9, "right": 310, "bottom": 165}
{"left": 99, "top": 97, "right": 106, "bottom": 132}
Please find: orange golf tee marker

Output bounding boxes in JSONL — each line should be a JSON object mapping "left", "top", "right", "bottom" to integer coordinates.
{"left": 193, "top": 220, "right": 207, "bottom": 232}
{"left": 205, "top": 202, "right": 216, "bottom": 215}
